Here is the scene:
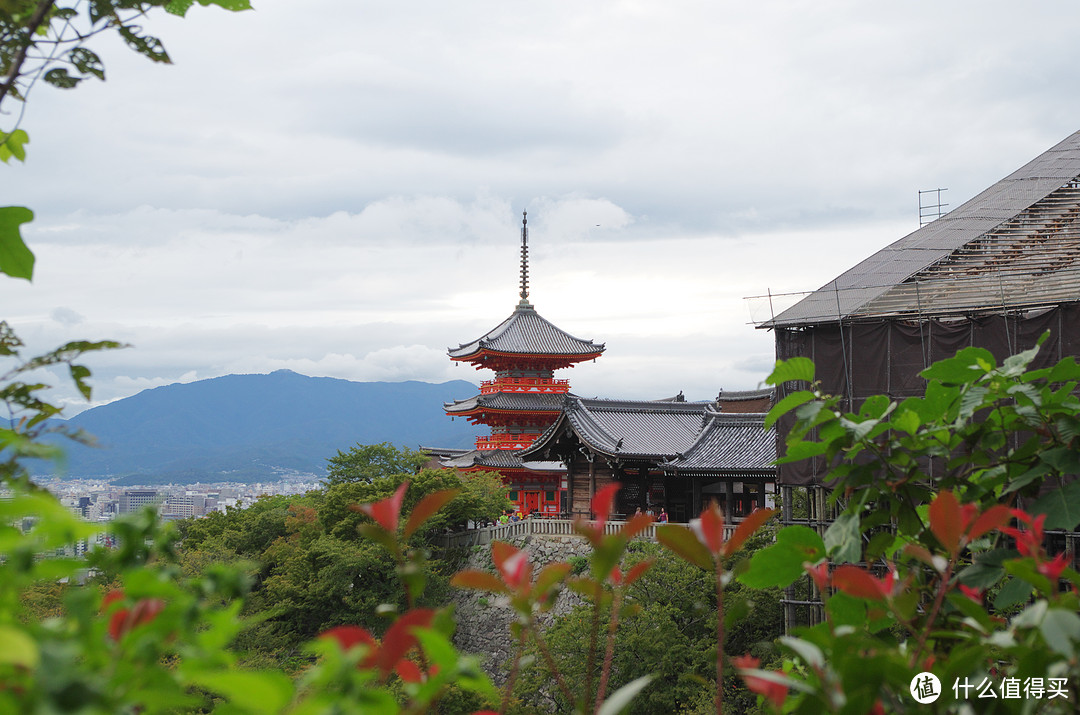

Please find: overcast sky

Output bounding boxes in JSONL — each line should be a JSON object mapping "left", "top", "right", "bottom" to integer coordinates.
{"left": 5, "top": 0, "right": 1080, "bottom": 418}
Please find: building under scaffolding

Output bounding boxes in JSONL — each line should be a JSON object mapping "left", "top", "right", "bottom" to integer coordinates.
{"left": 752, "top": 129, "right": 1080, "bottom": 630}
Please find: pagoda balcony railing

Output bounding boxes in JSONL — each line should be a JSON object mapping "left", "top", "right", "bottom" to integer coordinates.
{"left": 475, "top": 434, "right": 540, "bottom": 451}
{"left": 479, "top": 377, "right": 570, "bottom": 395}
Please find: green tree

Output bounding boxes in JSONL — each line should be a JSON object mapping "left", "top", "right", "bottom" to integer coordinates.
{"left": 325, "top": 442, "right": 430, "bottom": 486}
{"left": 514, "top": 540, "right": 782, "bottom": 715}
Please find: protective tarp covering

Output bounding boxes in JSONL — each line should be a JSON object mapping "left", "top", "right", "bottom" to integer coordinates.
{"left": 773, "top": 302, "right": 1080, "bottom": 485}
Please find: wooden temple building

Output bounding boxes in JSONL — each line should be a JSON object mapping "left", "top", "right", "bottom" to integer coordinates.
{"left": 518, "top": 390, "right": 776, "bottom": 522}
{"left": 438, "top": 212, "right": 605, "bottom": 515}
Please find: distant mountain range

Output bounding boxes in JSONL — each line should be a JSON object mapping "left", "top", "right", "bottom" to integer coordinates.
{"left": 30, "top": 370, "right": 483, "bottom": 484}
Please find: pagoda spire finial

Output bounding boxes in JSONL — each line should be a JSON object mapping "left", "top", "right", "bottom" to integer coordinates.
{"left": 518, "top": 210, "right": 532, "bottom": 307}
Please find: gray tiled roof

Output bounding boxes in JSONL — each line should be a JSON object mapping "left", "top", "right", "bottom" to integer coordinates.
{"left": 444, "top": 392, "right": 566, "bottom": 414}
{"left": 716, "top": 387, "right": 774, "bottom": 402}
{"left": 438, "top": 448, "right": 563, "bottom": 472}
{"left": 449, "top": 304, "right": 605, "bottom": 359}
{"left": 526, "top": 397, "right": 715, "bottom": 459}
{"left": 661, "top": 409, "right": 775, "bottom": 475}
{"left": 765, "top": 130, "right": 1080, "bottom": 327}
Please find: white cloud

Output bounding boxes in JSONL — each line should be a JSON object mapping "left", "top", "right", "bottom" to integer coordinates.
{"left": 4, "top": 0, "right": 1080, "bottom": 417}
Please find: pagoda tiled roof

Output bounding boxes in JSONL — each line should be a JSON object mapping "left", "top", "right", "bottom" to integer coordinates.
{"left": 444, "top": 392, "right": 566, "bottom": 414}
{"left": 661, "top": 409, "right": 776, "bottom": 476}
{"left": 449, "top": 303, "right": 605, "bottom": 360}
{"left": 438, "top": 448, "right": 563, "bottom": 472}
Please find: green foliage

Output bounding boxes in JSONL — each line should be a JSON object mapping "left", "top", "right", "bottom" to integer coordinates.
{"left": 733, "top": 339, "right": 1080, "bottom": 713}
{"left": 515, "top": 542, "right": 783, "bottom": 714}
{"left": 325, "top": 442, "right": 430, "bottom": 486}
{"left": 0, "top": 206, "right": 33, "bottom": 280}
{"left": 322, "top": 464, "right": 510, "bottom": 540}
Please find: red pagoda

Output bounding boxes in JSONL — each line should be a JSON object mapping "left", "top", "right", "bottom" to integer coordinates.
{"left": 441, "top": 212, "right": 604, "bottom": 516}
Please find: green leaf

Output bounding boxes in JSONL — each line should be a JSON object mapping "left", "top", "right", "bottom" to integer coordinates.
{"left": 184, "top": 670, "right": 293, "bottom": 713}
{"left": 0, "top": 625, "right": 39, "bottom": 668}
{"left": 597, "top": 674, "right": 654, "bottom": 715}
{"left": 824, "top": 591, "right": 866, "bottom": 627}
{"left": 993, "top": 577, "right": 1032, "bottom": 609}
{"left": 779, "top": 635, "right": 825, "bottom": 669}
{"left": 920, "top": 347, "right": 995, "bottom": 384}
{"left": 656, "top": 524, "right": 713, "bottom": 570}
{"left": 167, "top": 0, "right": 253, "bottom": 15}
{"left": 739, "top": 525, "right": 825, "bottom": 588}
{"left": 0, "top": 129, "right": 29, "bottom": 163}
{"left": 823, "top": 512, "right": 861, "bottom": 564}
{"left": 69, "top": 48, "right": 105, "bottom": 80}
{"left": 43, "top": 67, "right": 82, "bottom": 89}
{"left": 118, "top": 25, "right": 172, "bottom": 63}
{"left": 70, "top": 364, "right": 92, "bottom": 399}
{"left": 0, "top": 206, "right": 35, "bottom": 280}
{"left": 764, "top": 390, "right": 815, "bottom": 430}
{"left": 1039, "top": 608, "right": 1080, "bottom": 658}
{"left": 892, "top": 407, "right": 921, "bottom": 435}
{"left": 1029, "top": 480, "right": 1080, "bottom": 531}
{"left": 766, "top": 357, "right": 815, "bottom": 386}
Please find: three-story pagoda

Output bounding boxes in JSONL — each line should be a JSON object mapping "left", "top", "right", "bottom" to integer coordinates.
{"left": 442, "top": 212, "right": 604, "bottom": 516}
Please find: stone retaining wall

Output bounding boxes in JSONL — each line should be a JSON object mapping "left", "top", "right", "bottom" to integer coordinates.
{"left": 448, "top": 533, "right": 593, "bottom": 684}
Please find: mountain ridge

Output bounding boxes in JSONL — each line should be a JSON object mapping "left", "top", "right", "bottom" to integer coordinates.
{"left": 33, "top": 370, "right": 483, "bottom": 484}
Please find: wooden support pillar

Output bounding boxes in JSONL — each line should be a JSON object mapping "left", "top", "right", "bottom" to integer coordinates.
{"left": 588, "top": 458, "right": 596, "bottom": 519}
{"left": 691, "top": 478, "right": 701, "bottom": 518}
{"left": 756, "top": 481, "right": 766, "bottom": 509}
{"left": 565, "top": 453, "right": 574, "bottom": 516}
{"left": 724, "top": 480, "right": 734, "bottom": 521}
{"left": 782, "top": 485, "right": 792, "bottom": 524}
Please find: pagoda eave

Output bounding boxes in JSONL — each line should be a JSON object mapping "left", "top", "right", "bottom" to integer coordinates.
{"left": 452, "top": 349, "right": 603, "bottom": 371}
{"left": 444, "top": 406, "right": 562, "bottom": 420}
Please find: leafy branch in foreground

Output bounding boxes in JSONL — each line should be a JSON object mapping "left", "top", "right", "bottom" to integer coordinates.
{"left": 1, "top": 0, "right": 251, "bottom": 282}
{"left": 731, "top": 335, "right": 1080, "bottom": 713}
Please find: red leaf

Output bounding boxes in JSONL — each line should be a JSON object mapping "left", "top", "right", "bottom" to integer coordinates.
{"left": 804, "top": 561, "right": 829, "bottom": 591}
{"left": 1038, "top": 552, "right": 1070, "bottom": 583}
{"left": 451, "top": 569, "right": 510, "bottom": 594}
{"left": 928, "top": 490, "right": 962, "bottom": 553}
{"left": 377, "top": 609, "right": 435, "bottom": 677}
{"left": 395, "top": 658, "right": 424, "bottom": 683}
{"left": 591, "top": 483, "right": 621, "bottom": 527}
{"left": 731, "top": 653, "right": 760, "bottom": 670}
{"left": 741, "top": 670, "right": 788, "bottom": 709}
{"left": 656, "top": 523, "right": 714, "bottom": 570}
{"left": 491, "top": 540, "right": 531, "bottom": 590}
{"left": 359, "top": 482, "right": 409, "bottom": 533}
{"left": 108, "top": 609, "right": 130, "bottom": 641}
{"left": 723, "top": 507, "right": 775, "bottom": 556}
{"left": 622, "top": 559, "right": 653, "bottom": 586}
{"left": 966, "top": 504, "right": 1011, "bottom": 543}
{"left": 320, "top": 625, "right": 377, "bottom": 651}
{"left": 699, "top": 503, "right": 726, "bottom": 555}
{"left": 832, "top": 565, "right": 888, "bottom": 601}
{"left": 532, "top": 562, "right": 571, "bottom": 601}
{"left": 131, "top": 598, "right": 164, "bottom": 627}
{"left": 101, "top": 589, "right": 125, "bottom": 612}
{"left": 958, "top": 584, "right": 984, "bottom": 604}
{"left": 620, "top": 513, "right": 654, "bottom": 540}
{"left": 491, "top": 540, "right": 520, "bottom": 572}
{"left": 403, "top": 488, "right": 460, "bottom": 539}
